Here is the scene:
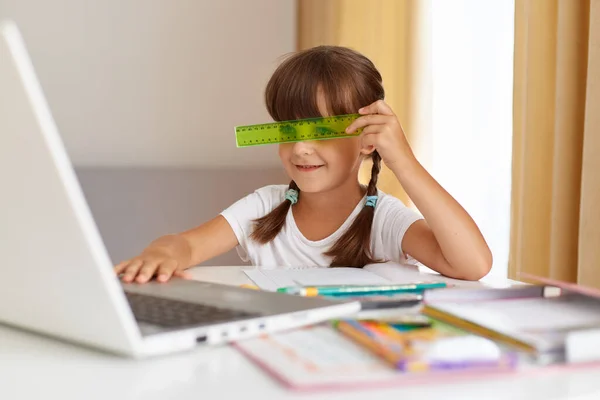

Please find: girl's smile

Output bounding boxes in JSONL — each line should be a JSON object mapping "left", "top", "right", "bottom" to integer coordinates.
{"left": 294, "top": 164, "right": 324, "bottom": 172}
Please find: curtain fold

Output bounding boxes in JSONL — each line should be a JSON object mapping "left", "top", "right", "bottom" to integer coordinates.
{"left": 578, "top": 0, "right": 600, "bottom": 288}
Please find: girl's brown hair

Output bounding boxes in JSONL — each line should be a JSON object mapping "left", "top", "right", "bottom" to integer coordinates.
{"left": 250, "top": 46, "right": 385, "bottom": 268}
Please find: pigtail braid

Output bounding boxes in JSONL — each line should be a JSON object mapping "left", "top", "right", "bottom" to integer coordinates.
{"left": 325, "top": 152, "right": 384, "bottom": 267}
{"left": 250, "top": 181, "right": 299, "bottom": 244}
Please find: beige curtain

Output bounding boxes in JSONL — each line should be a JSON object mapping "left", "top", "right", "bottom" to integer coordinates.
{"left": 509, "top": 0, "right": 600, "bottom": 287}
{"left": 297, "top": 0, "right": 431, "bottom": 206}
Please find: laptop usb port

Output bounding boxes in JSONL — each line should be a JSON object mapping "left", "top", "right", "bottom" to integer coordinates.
{"left": 196, "top": 335, "right": 207, "bottom": 343}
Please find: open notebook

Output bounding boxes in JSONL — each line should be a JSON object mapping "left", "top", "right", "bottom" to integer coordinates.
{"left": 244, "top": 263, "right": 493, "bottom": 291}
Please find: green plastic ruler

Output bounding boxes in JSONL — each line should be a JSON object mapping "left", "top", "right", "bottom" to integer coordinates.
{"left": 235, "top": 114, "right": 362, "bottom": 147}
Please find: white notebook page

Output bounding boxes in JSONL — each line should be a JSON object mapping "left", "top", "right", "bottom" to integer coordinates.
{"left": 244, "top": 267, "right": 390, "bottom": 291}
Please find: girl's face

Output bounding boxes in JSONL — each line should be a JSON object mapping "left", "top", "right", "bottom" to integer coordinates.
{"left": 278, "top": 92, "right": 366, "bottom": 194}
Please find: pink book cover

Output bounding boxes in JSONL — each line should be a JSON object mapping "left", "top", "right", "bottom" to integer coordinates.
{"left": 519, "top": 273, "right": 600, "bottom": 299}
{"left": 233, "top": 340, "right": 600, "bottom": 392}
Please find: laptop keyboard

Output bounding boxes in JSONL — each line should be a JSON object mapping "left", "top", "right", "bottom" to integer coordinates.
{"left": 125, "top": 292, "right": 261, "bottom": 329}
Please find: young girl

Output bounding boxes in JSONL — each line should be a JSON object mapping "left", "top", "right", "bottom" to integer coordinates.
{"left": 114, "top": 45, "right": 492, "bottom": 284}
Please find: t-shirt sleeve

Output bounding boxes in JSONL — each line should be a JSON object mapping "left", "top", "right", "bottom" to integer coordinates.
{"left": 220, "top": 185, "right": 286, "bottom": 254}
{"left": 376, "top": 195, "right": 424, "bottom": 263}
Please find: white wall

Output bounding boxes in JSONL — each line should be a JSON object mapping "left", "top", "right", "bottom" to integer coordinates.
{"left": 76, "top": 167, "right": 288, "bottom": 266}
{"left": 0, "top": 0, "right": 294, "bottom": 167}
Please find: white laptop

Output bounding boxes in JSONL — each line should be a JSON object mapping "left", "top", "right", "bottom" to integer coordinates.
{"left": 0, "top": 21, "right": 360, "bottom": 358}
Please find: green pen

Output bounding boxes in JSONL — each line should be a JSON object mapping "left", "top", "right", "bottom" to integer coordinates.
{"left": 276, "top": 282, "right": 447, "bottom": 296}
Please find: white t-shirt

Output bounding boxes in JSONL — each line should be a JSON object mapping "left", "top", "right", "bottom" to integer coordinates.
{"left": 220, "top": 185, "right": 423, "bottom": 268}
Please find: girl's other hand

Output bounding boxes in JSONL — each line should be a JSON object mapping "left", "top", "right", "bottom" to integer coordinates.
{"left": 114, "top": 250, "right": 192, "bottom": 284}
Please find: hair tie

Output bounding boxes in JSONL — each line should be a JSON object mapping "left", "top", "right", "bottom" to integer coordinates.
{"left": 365, "top": 195, "right": 378, "bottom": 208}
{"left": 285, "top": 189, "right": 299, "bottom": 205}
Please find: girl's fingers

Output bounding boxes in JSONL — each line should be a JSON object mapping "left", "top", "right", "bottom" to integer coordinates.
{"left": 156, "top": 260, "right": 179, "bottom": 283}
{"left": 360, "top": 124, "right": 381, "bottom": 136}
{"left": 345, "top": 114, "right": 388, "bottom": 133}
{"left": 174, "top": 270, "right": 193, "bottom": 280}
{"left": 136, "top": 261, "right": 160, "bottom": 283}
{"left": 116, "top": 257, "right": 188, "bottom": 284}
{"left": 114, "top": 260, "right": 131, "bottom": 275}
{"left": 358, "top": 100, "right": 395, "bottom": 116}
{"left": 122, "top": 260, "right": 144, "bottom": 283}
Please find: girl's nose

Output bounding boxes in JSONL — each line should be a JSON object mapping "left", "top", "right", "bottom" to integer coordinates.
{"left": 292, "top": 141, "right": 316, "bottom": 156}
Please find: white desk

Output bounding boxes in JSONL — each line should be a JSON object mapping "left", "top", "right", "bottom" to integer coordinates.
{"left": 2, "top": 266, "right": 600, "bottom": 400}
